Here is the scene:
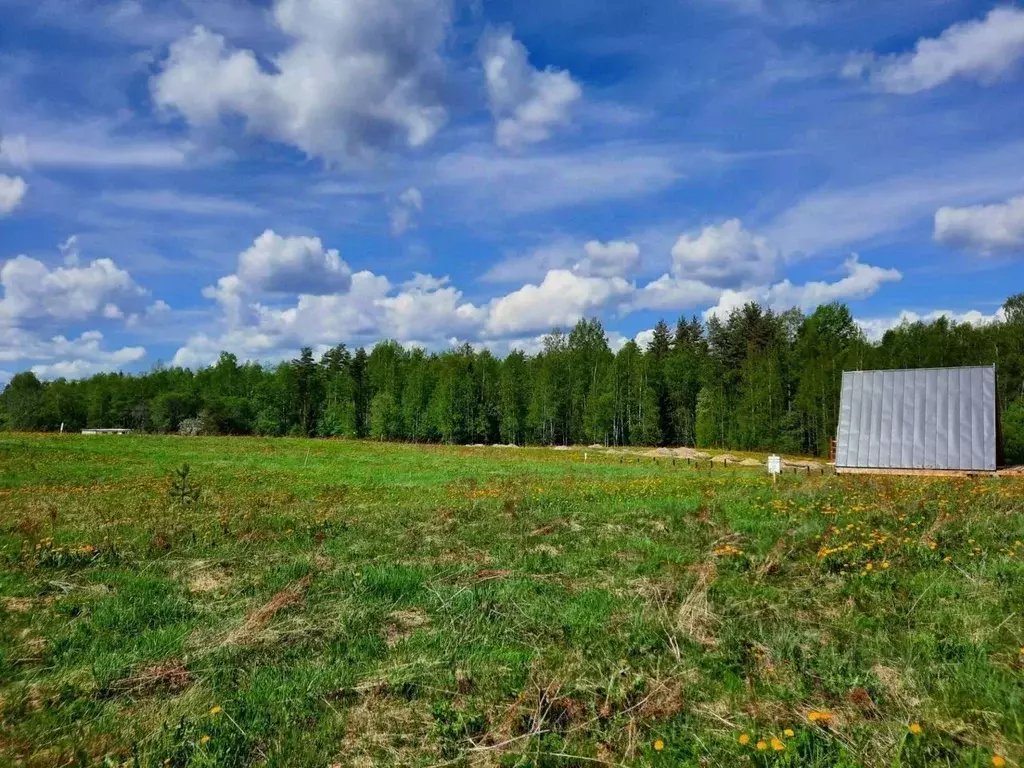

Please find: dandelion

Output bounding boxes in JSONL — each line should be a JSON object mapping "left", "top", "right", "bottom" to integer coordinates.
{"left": 771, "top": 737, "right": 785, "bottom": 751}
{"left": 200, "top": 735, "right": 211, "bottom": 745}
{"left": 943, "top": 556, "right": 952, "bottom": 563}
{"left": 653, "top": 739, "right": 664, "bottom": 752}
{"left": 865, "top": 562, "right": 873, "bottom": 571}
{"left": 738, "top": 733, "right": 750, "bottom": 745}
{"left": 756, "top": 740, "right": 768, "bottom": 751}
{"left": 909, "top": 722, "right": 923, "bottom": 735}
{"left": 808, "top": 710, "right": 832, "bottom": 723}
{"left": 209, "top": 705, "right": 222, "bottom": 715}
{"left": 991, "top": 756, "right": 1005, "bottom": 767}
{"left": 783, "top": 728, "right": 794, "bottom": 738}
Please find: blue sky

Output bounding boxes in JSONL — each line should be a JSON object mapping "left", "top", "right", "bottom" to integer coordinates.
{"left": 1, "top": 0, "right": 1023, "bottom": 381}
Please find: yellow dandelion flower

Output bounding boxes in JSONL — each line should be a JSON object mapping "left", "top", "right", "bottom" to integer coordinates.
{"left": 783, "top": 728, "right": 795, "bottom": 738}
{"left": 200, "top": 735, "right": 211, "bottom": 745}
{"left": 991, "top": 756, "right": 1006, "bottom": 768}
{"left": 865, "top": 562, "right": 873, "bottom": 571}
{"left": 909, "top": 722, "right": 923, "bottom": 735}
{"left": 209, "top": 705, "right": 222, "bottom": 715}
{"left": 943, "top": 556, "right": 952, "bottom": 563}
{"left": 881, "top": 561, "right": 890, "bottom": 569}
{"left": 738, "top": 733, "right": 750, "bottom": 745}
{"left": 756, "top": 740, "right": 768, "bottom": 751}
{"left": 771, "top": 737, "right": 785, "bottom": 751}
{"left": 653, "top": 739, "right": 664, "bottom": 752}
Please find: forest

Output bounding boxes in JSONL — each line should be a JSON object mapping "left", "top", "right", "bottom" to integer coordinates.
{"left": 3, "top": 296, "right": 1024, "bottom": 461}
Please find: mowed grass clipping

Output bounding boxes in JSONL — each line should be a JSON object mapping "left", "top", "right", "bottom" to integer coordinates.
{"left": 1, "top": 435, "right": 1023, "bottom": 767}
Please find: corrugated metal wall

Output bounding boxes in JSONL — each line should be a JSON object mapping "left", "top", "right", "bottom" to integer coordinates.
{"left": 836, "top": 366, "right": 997, "bottom": 470}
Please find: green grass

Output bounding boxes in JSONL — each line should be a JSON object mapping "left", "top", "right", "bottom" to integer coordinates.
{"left": 1, "top": 434, "right": 1023, "bottom": 767}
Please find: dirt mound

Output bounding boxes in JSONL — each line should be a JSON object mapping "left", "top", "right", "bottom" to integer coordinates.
{"left": 588, "top": 443, "right": 604, "bottom": 449}
{"left": 739, "top": 458, "right": 763, "bottom": 467}
{"left": 644, "top": 448, "right": 676, "bottom": 458}
{"left": 710, "top": 454, "right": 740, "bottom": 463}
{"left": 672, "top": 447, "right": 709, "bottom": 460}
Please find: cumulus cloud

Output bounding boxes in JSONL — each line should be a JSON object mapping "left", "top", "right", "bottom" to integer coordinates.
{"left": 389, "top": 187, "right": 424, "bottom": 235}
{"left": 934, "top": 196, "right": 1024, "bottom": 254}
{"left": 671, "top": 219, "right": 778, "bottom": 286}
{"left": 152, "top": 0, "right": 451, "bottom": 163}
{"left": 630, "top": 220, "right": 777, "bottom": 313}
{"left": 856, "top": 307, "right": 1007, "bottom": 342}
{"left": 0, "top": 328, "right": 145, "bottom": 379}
{"left": 484, "top": 270, "right": 631, "bottom": 335}
{"left": 631, "top": 274, "right": 723, "bottom": 312}
{"left": 633, "top": 328, "right": 656, "bottom": 349}
{"left": 30, "top": 331, "right": 146, "bottom": 379}
{"left": 703, "top": 255, "right": 901, "bottom": 320}
{"left": 573, "top": 240, "right": 640, "bottom": 278}
{"left": 0, "top": 175, "right": 27, "bottom": 215}
{"left": 173, "top": 224, "right": 901, "bottom": 370}
{"left": 845, "top": 7, "right": 1024, "bottom": 94}
{"left": 480, "top": 29, "right": 582, "bottom": 149}
{"left": 203, "top": 230, "right": 354, "bottom": 323}
{"left": 0, "top": 255, "right": 149, "bottom": 325}
{"left": 176, "top": 237, "right": 490, "bottom": 367}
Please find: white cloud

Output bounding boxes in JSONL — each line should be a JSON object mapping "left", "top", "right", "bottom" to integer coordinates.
{"left": 703, "top": 255, "right": 901, "bottom": 320}
{"left": 856, "top": 307, "right": 1007, "bottom": 342}
{"left": 767, "top": 255, "right": 902, "bottom": 308}
{"left": 205, "top": 230, "right": 353, "bottom": 317}
{"left": 152, "top": 0, "right": 451, "bottom": 163}
{"left": 0, "top": 328, "right": 145, "bottom": 379}
{"left": 0, "top": 129, "right": 194, "bottom": 170}
{"left": 0, "top": 255, "right": 149, "bottom": 325}
{"left": 934, "top": 196, "right": 1024, "bottom": 254}
{"left": 0, "top": 175, "right": 27, "bottom": 215}
{"left": 628, "top": 220, "right": 778, "bottom": 314}
{"left": 633, "top": 328, "right": 655, "bottom": 349}
{"left": 484, "top": 237, "right": 641, "bottom": 284}
{"left": 574, "top": 240, "right": 640, "bottom": 278}
{"left": 389, "top": 186, "right": 424, "bottom": 235}
{"left": 481, "top": 29, "right": 582, "bottom": 149}
{"left": 847, "top": 7, "right": 1024, "bottom": 94}
{"left": 670, "top": 219, "right": 778, "bottom": 286}
{"left": 31, "top": 331, "right": 146, "bottom": 379}
{"left": 631, "top": 274, "right": 723, "bottom": 312}
{"left": 59, "top": 235, "right": 80, "bottom": 267}
{"left": 175, "top": 262, "right": 489, "bottom": 367}
{"left": 484, "top": 269, "right": 631, "bottom": 335}
{"left": 375, "top": 276, "right": 485, "bottom": 339}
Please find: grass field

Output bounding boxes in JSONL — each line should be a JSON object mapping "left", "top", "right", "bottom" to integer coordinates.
{"left": 1, "top": 435, "right": 1023, "bottom": 767}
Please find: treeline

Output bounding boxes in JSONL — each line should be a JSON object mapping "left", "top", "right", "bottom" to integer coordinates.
{"left": 3, "top": 297, "right": 1024, "bottom": 461}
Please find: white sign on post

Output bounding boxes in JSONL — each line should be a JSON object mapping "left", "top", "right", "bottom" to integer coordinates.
{"left": 767, "top": 455, "right": 782, "bottom": 477}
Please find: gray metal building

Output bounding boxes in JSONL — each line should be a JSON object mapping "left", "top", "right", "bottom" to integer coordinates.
{"left": 836, "top": 366, "right": 1002, "bottom": 473}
